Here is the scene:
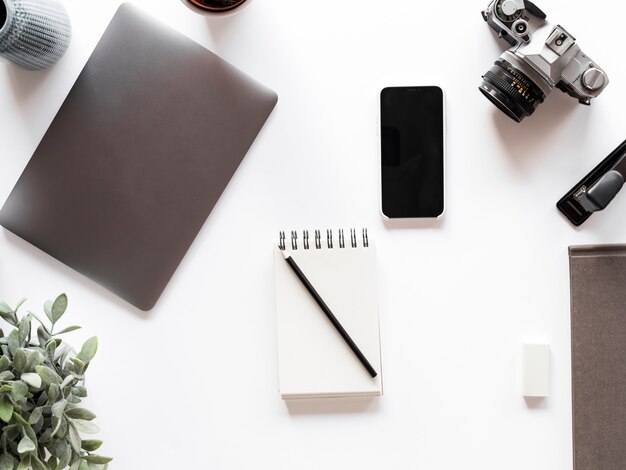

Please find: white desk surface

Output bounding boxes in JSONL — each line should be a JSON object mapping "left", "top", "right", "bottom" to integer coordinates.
{"left": 1, "top": 0, "right": 625, "bottom": 468}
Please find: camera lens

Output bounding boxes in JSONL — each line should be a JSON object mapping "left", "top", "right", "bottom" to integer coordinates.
{"left": 479, "top": 59, "right": 546, "bottom": 122}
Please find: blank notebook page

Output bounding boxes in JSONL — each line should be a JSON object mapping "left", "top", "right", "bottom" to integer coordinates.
{"left": 274, "top": 245, "right": 383, "bottom": 399}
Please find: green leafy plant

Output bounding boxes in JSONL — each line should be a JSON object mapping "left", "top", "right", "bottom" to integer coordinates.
{"left": 0, "top": 294, "right": 111, "bottom": 470}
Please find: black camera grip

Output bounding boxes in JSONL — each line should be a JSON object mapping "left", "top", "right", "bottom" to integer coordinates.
{"left": 524, "top": 1, "right": 547, "bottom": 19}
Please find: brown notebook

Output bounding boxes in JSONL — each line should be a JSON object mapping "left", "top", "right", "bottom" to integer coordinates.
{"left": 569, "top": 245, "right": 626, "bottom": 470}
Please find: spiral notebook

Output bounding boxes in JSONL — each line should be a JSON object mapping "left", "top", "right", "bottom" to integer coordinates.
{"left": 274, "top": 229, "right": 383, "bottom": 399}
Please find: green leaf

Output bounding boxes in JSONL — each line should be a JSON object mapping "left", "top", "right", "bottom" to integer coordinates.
{"left": 81, "top": 440, "right": 103, "bottom": 452}
{"left": 49, "top": 417, "right": 62, "bottom": 439}
{"left": 39, "top": 428, "right": 53, "bottom": 445}
{"left": 52, "top": 399, "right": 67, "bottom": 418}
{"left": 0, "top": 312, "right": 16, "bottom": 327}
{"left": 21, "top": 372, "right": 42, "bottom": 389}
{"left": 70, "top": 357, "right": 86, "bottom": 370}
{"left": 54, "top": 325, "right": 82, "bottom": 335}
{"left": 31, "top": 456, "right": 47, "bottom": 470}
{"left": 36, "top": 391, "right": 47, "bottom": 407}
{"left": 0, "top": 301, "right": 17, "bottom": 327}
{"left": 0, "top": 395, "right": 13, "bottom": 423}
{"left": 10, "top": 381, "right": 28, "bottom": 401}
{"left": 77, "top": 337, "right": 98, "bottom": 364}
{"left": 66, "top": 408, "right": 96, "bottom": 420}
{"left": 19, "top": 424, "right": 36, "bottom": 446}
{"left": 46, "top": 340, "right": 57, "bottom": 360}
{"left": 59, "top": 416, "right": 69, "bottom": 439}
{"left": 28, "top": 406, "right": 43, "bottom": 425}
{"left": 72, "top": 386, "right": 87, "bottom": 398}
{"left": 0, "top": 371, "right": 14, "bottom": 381}
{"left": 0, "top": 453, "right": 16, "bottom": 470}
{"left": 44, "top": 300, "right": 54, "bottom": 324}
{"left": 49, "top": 439, "right": 67, "bottom": 459}
{"left": 16, "top": 455, "right": 30, "bottom": 470}
{"left": 13, "top": 349, "right": 27, "bottom": 372}
{"left": 47, "top": 338, "right": 62, "bottom": 348}
{"left": 48, "top": 384, "right": 60, "bottom": 404}
{"left": 4, "top": 424, "right": 20, "bottom": 440}
{"left": 36, "top": 365, "right": 61, "bottom": 385}
{"left": 83, "top": 455, "right": 112, "bottom": 465}
{"left": 78, "top": 461, "right": 89, "bottom": 470}
{"left": 0, "top": 301, "right": 11, "bottom": 314}
{"left": 61, "top": 375, "right": 75, "bottom": 389}
{"left": 26, "top": 349, "right": 45, "bottom": 369}
{"left": 67, "top": 394, "right": 81, "bottom": 404}
{"left": 70, "top": 419, "right": 99, "bottom": 434}
{"left": 11, "top": 411, "right": 28, "bottom": 427}
{"left": 37, "top": 325, "right": 51, "bottom": 348}
{"left": 57, "top": 345, "right": 72, "bottom": 366}
{"left": 17, "top": 434, "right": 35, "bottom": 454}
{"left": 50, "top": 294, "right": 68, "bottom": 326}
{"left": 0, "top": 356, "right": 9, "bottom": 372}
{"left": 67, "top": 424, "right": 81, "bottom": 453}
{"left": 7, "top": 330, "right": 19, "bottom": 355}
{"left": 57, "top": 443, "right": 71, "bottom": 469}
{"left": 17, "top": 319, "right": 30, "bottom": 345}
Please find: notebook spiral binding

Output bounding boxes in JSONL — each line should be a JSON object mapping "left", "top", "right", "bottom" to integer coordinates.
{"left": 279, "top": 228, "right": 369, "bottom": 250}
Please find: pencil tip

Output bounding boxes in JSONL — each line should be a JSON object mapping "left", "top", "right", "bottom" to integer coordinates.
{"left": 280, "top": 249, "right": 289, "bottom": 260}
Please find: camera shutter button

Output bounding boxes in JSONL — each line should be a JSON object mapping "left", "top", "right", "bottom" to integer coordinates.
{"left": 582, "top": 68, "right": 606, "bottom": 91}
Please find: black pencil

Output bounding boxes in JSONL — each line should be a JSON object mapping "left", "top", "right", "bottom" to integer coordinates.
{"left": 280, "top": 249, "right": 378, "bottom": 378}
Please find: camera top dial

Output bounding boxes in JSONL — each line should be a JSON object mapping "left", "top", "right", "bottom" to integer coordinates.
{"left": 495, "top": 0, "right": 522, "bottom": 23}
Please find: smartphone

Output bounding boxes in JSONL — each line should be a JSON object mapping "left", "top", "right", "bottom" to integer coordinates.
{"left": 380, "top": 86, "right": 445, "bottom": 219}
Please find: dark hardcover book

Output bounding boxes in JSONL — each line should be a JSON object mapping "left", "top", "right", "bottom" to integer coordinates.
{"left": 569, "top": 245, "right": 626, "bottom": 470}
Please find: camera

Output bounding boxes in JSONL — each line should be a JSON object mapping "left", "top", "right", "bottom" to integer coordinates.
{"left": 479, "top": 0, "right": 609, "bottom": 122}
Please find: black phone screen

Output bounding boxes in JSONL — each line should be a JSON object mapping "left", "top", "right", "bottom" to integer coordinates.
{"left": 380, "top": 86, "right": 444, "bottom": 218}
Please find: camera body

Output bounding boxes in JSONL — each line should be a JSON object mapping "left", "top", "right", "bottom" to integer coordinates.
{"left": 479, "top": 0, "right": 608, "bottom": 122}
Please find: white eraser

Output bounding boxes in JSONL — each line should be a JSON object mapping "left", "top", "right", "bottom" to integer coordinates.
{"left": 523, "top": 344, "right": 550, "bottom": 397}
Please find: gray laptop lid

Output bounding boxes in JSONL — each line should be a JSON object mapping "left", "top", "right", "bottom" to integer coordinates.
{"left": 0, "top": 3, "right": 277, "bottom": 310}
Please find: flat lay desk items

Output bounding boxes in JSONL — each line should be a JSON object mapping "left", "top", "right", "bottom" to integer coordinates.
{"left": 0, "top": 0, "right": 625, "bottom": 468}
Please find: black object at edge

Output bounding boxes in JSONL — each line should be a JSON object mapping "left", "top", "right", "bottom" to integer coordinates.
{"left": 579, "top": 171, "right": 625, "bottom": 212}
{"left": 557, "top": 139, "right": 626, "bottom": 226}
{"left": 524, "top": 1, "right": 547, "bottom": 19}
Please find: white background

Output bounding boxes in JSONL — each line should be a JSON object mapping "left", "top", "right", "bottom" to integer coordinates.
{"left": 1, "top": 0, "right": 626, "bottom": 468}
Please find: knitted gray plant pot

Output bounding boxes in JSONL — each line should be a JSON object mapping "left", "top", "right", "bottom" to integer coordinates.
{"left": 0, "top": 0, "right": 71, "bottom": 70}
